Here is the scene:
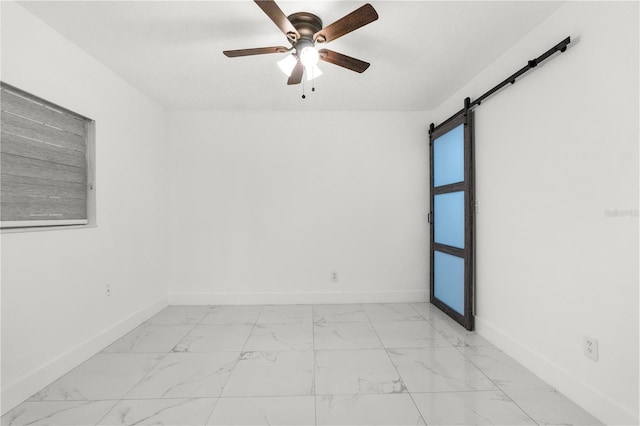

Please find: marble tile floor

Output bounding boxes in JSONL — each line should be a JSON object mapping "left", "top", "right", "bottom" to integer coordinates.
{"left": 2, "top": 303, "right": 603, "bottom": 426}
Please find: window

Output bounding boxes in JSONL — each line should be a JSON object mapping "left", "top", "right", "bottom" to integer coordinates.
{"left": 1, "top": 82, "right": 94, "bottom": 230}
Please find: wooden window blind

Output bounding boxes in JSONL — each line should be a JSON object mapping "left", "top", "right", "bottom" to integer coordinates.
{"left": 1, "top": 82, "right": 93, "bottom": 229}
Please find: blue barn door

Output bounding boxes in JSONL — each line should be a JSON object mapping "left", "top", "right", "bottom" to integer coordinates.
{"left": 429, "top": 110, "right": 474, "bottom": 330}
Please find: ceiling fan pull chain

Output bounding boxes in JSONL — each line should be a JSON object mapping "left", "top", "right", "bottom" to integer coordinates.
{"left": 302, "top": 76, "right": 306, "bottom": 99}
{"left": 312, "top": 68, "right": 316, "bottom": 93}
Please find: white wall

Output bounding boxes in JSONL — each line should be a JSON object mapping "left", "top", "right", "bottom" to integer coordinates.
{"left": 0, "top": 2, "right": 169, "bottom": 413}
{"left": 167, "top": 111, "right": 429, "bottom": 305}
{"left": 432, "top": 2, "right": 638, "bottom": 424}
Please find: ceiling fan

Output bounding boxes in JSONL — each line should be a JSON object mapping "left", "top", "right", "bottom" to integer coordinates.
{"left": 223, "top": 0, "right": 378, "bottom": 85}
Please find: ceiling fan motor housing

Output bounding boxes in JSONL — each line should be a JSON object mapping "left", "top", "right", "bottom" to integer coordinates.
{"left": 288, "top": 12, "right": 324, "bottom": 44}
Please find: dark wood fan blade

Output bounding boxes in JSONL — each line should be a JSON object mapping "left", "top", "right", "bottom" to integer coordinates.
{"left": 314, "top": 4, "right": 378, "bottom": 43}
{"left": 287, "top": 60, "right": 304, "bottom": 85}
{"left": 319, "top": 49, "right": 370, "bottom": 73}
{"left": 254, "top": 0, "right": 299, "bottom": 41}
{"left": 223, "top": 46, "right": 290, "bottom": 57}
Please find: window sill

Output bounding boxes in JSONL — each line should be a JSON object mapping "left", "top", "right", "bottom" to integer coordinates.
{"left": 1, "top": 224, "right": 97, "bottom": 234}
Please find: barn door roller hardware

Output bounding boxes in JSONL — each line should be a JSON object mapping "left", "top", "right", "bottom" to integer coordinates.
{"left": 430, "top": 36, "right": 571, "bottom": 133}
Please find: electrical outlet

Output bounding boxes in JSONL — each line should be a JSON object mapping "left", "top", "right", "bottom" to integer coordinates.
{"left": 106, "top": 284, "right": 111, "bottom": 297}
{"left": 583, "top": 336, "right": 598, "bottom": 361}
{"left": 331, "top": 271, "right": 339, "bottom": 282}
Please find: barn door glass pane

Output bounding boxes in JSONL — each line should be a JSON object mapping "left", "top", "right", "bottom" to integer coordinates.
{"left": 434, "top": 191, "right": 464, "bottom": 249}
{"left": 434, "top": 251, "right": 464, "bottom": 315}
{"left": 433, "top": 124, "right": 464, "bottom": 186}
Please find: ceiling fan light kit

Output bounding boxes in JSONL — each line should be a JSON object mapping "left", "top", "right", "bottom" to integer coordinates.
{"left": 277, "top": 54, "right": 297, "bottom": 77}
{"left": 223, "top": 0, "right": 378, "bottom": 97}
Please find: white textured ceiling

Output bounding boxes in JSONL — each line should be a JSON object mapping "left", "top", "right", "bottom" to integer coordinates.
{"left": 17, "top": 1, "right": 565, "bottom": 111}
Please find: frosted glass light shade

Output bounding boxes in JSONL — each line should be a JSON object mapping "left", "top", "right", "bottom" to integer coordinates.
{"left": 299, "top": 46, "right": 319, "bottom": 67}
{"left": 305, "top": 64, "right": 323, "bottom": 81}
{"left": 277, "top": 54, "right": 297, "bottom": 77}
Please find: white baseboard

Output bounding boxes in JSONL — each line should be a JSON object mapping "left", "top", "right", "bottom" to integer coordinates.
{"left": 1, "top": 296, "right": 168, "bottom": 415}
{"left": 168, "top": 290, "right": 428, "bottom": 306}
{"left": 475, "top": 316, "right": 638, "bottom": 426}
